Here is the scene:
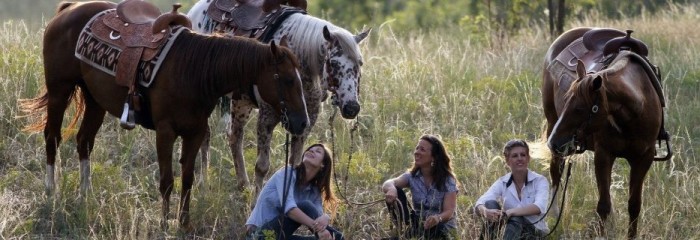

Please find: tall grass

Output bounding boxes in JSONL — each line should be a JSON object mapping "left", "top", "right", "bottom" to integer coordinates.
{"left": 2, "top": 3, "right": 699, "bottom": 239}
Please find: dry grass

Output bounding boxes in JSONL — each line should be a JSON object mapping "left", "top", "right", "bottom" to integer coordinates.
{"left": 2, "top": 3, "right": 700, "bottom": 239}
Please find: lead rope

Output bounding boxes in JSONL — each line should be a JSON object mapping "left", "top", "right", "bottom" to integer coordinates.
{"left": 280, "top": 106, "right": 292, "bottom": 240}
{"left": 329, "top": 106, "right": 383, "bottom": 207}
{"left": 516, "top": 158, "right": 573, "bottom": 239}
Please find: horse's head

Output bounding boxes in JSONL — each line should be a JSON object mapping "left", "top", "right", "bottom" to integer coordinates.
{"left": 257, "top": 37, "right": 309, "bottom": 135}
{"left": 548, "top": 60, "right": 609, "bottom": 156}
{"left": 321, "top": 26, "right": 371, "bottom": 119}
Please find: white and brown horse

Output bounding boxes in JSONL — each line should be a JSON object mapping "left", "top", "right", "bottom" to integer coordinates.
{"left": 188, "top": 0, "right": 370, "bottom": 192}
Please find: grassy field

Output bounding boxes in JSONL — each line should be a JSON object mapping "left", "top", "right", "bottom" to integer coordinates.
{"left": 2, "top": 2, "right": 700, "bottom": 240}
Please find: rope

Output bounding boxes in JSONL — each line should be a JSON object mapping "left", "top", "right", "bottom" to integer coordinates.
{"left": 329, "top": 106, "right": 384, "bottom": 207}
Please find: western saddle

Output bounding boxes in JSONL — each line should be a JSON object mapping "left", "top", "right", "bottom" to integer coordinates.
{"left": 87, "top": 0, "right": 191, "bottom": 129}
{"left": 206, "top": 0, "right": 306, "bottom": 39}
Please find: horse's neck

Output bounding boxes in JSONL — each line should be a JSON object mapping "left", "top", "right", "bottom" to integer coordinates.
{"left": 282, "top": 14, "right": 329, "bottom": 86}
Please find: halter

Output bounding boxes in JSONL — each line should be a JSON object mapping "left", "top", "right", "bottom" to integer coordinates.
{"left": 557, "top": 92, "right": 600, "bottom": 156}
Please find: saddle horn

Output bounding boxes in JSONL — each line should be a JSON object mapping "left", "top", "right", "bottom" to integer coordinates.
{"left": 603, "top": 29, "right": 649, "bottom": 56}
{"left": 152, "top": 3, "right": 192, "bottom": 34}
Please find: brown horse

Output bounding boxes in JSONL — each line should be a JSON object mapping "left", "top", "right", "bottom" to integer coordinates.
{"left": 543, "top": 27, "right": 669, "bottom": 238}
{"left": 20, "top": 1, "right": 308, "bottom": 229}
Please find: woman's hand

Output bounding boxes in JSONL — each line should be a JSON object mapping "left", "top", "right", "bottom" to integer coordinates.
{"left": 423, "top": 214, "right": 442, "bottom": 229}
{"left": 317, "top": 229, "right": 332, "bottom": 240}
{"left": 312, "top": 214, "right": 330, "bottom": 233}
{"left": 482, "top": 208, "right": 506, "bottom": 222}
{"left": 384, "top": 186, "right": 398, "bottom": 203}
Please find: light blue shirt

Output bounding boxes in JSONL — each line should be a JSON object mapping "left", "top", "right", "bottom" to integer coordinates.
{"left": 246, "top": 167, "right": 323, "bottom": 227}
{"left": 398, "top": 171, "right": 459, "bottom": 228}
{"left": 475, "top": 169, "right": 550, "bottom": 232}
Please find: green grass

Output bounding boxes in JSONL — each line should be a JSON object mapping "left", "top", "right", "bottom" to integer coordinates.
{"left": 2, "top": 3, "right": 700, "bottom": 239}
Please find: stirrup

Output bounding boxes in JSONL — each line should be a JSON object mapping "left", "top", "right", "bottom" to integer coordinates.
{"left": 654, "top": 130, "right": 672, "bottom": 161}
{"left": 119, "top": 102, "right": 136, "bottom": 130}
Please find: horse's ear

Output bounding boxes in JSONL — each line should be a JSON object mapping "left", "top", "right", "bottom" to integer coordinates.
{"left": 591, "top": 75, "right": 603, "bottom": 91}
{"left": 270, "top": 40, "right": 280, "bottom": 57}
{"left": 576, "top": 59, "right": 586, "bottom": 79}
{"left": 322, "top": 26, "right": 334, "bottom": 42}
{"left": 355, "top": 27, "right": 372, "bottom": 43}
{"left": 279, "top": 35, "right": 290, "bottom": 47}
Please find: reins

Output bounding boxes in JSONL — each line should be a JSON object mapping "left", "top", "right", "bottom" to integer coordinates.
{"left": 328, "top": 106, "right": 384, "bottom": 208}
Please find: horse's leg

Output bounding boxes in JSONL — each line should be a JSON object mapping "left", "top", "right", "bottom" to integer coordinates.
{"left": 155, "top": 128, "right": 177, "bottom": 230}
{"left": 75, "top": 89, "right": 106, "bottom": 195}
{"left": 43, "top": 82, "right": 77, "bottom": 195}
{"left": 626, "top": 155, "right": 653, "bottom": 239}
{"left": 593, "top": 152, "right": 615, "bottom": 237}
{"left": 254, "top": 104, "right": 279, "bottom": 196}
{"left": 289, "top": 103, "right": 319, "bottom": 165}
{"left": 229, "top": 99, "right": 253, "bottom": 190}
{"left": 179, "top": 131, "right": 206, "bottom": 230}
{"left": 198, "top": 125, "right": 210, "bottom": 187}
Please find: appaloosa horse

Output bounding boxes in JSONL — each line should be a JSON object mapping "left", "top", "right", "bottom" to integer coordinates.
{"left": 21, "top": 0, "right": 308, "bottom": 229}
{"left": 188, "top": 0, "right": 370, "bottom": 192}
{"left": 543, "top": 27, "right": 671, "bottom": 238}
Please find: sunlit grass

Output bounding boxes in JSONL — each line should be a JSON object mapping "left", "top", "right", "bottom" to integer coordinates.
{"left": 2, "top": 3, "right": 700, "bottom": 239}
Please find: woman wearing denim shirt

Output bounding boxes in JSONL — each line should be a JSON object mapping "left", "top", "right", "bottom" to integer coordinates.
{"left": 246, "top": 143, "right": 342, "bottom": 240}
{"left": 474, "top": 139, "right": 549, "bottom": 240}
{"left": 381, "top": 134, "right": 459, "bottom": 239}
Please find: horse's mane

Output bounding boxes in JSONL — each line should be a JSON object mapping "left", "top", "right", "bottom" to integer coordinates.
{"left": 283, "top": 13, "right": 363, "bottom": 78}
{"left": 167, "top": 30, "right": 297, "bottom": 103}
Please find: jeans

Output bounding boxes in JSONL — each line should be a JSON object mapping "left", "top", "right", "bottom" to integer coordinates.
{"left": 386, "top": 187, "right": 450, "bottom": 239}
{"left": 479, "top": 200, "right": 544, "bottom": 240}
{"left": 249, "top": 200, "right": 344, "bottom": 240}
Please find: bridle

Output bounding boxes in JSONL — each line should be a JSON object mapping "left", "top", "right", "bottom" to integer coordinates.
{"left": 556, "top": 90, "right": 601, "bottom": 156}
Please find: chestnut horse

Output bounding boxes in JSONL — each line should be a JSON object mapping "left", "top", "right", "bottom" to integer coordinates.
{"left": 543, "top": 27, "right": 670, "bottom": 238}
{"left": 20, "top": 1, "right": 308, "bottom": 229}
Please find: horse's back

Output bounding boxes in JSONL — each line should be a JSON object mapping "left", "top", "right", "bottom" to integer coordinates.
{"left": 44, "top": 1, "right": 116, "bottom": 71}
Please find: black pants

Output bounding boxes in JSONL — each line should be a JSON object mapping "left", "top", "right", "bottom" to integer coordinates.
{"left": 386, "top": 187, "right": 450, "bottom": 239}
{"left": 479, "top": 200, "right": 544, "bottom": 240}
{"left": 250, "top": 200, "right": 344, "bottom": 240}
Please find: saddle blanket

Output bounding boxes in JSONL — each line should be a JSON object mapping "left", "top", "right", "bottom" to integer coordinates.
{"left": 74, "top": 9, "right": 187, "bottom": 88}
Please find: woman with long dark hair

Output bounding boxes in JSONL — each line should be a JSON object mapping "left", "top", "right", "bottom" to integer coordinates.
{"left": 381, "top": 134, "right": 459, "bottom": 239}
{"left": 246, "top": 143, "right": 342, "bottom": 240}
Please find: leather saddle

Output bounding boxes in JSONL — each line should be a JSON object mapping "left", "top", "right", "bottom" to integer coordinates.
{"left": 206, "top": 0, "right": 305, "bottom": 38}
{"left": 89, "top": 0, "right": 191, "bottom": 89}
{"left": 86, "top": 0, "right": 191, "bottom": 129}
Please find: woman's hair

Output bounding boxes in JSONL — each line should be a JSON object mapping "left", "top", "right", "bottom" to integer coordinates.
{"left": 410, "top": 134, "right": 458, "bottom": 192}
{"left": 295, "top": 143, "right": 337, "bottom": 211}
{"left": 503, "top": 139, "right": 530, "bottom": 158}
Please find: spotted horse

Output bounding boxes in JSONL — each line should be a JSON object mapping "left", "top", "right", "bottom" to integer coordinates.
{"left": 187, "top": 0, "right": 371, "bottom": 192}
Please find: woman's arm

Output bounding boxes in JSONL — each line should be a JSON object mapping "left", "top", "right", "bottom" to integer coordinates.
{"left": 382, "top": 174, "right": 409, "bottom": 203}
{"left": 504, "top": 204, "right": 541, "bottom": 218}
{"left": 424, "top": 191, "right": 457, "bottom": 229}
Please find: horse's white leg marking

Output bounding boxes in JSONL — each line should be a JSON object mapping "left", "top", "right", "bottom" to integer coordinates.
{"left": 80, "top": 159, "right": 91, "bottom": 194}
{"left": 46, "top": 164, "right": 55, "bottom": 195}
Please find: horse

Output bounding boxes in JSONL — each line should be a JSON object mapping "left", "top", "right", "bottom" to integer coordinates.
{"left": 543, "top": 27, "right": 670, "bottom": 238}
{"left": 187, "top": 0, "right": 371, "bottom": 192}
{"left": 20, "top": 0, "right": 308, "bottom": 229}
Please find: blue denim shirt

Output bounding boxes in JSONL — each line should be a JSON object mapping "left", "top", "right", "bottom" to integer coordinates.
{"left": 246, "top": 167, "right": 323, "bottom": 227}
{"left": 399, "top": 171, "right": 459, "bottom": 228}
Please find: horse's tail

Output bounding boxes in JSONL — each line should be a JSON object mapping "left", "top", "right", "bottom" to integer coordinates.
{"left": 56, "top": 1, "right": 76, "bottom": 13}
{"left": 18, "top": 87, "right": 85, "bottom": 137}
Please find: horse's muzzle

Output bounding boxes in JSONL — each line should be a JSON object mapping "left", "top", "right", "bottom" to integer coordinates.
{"left": 285, "top": 112, "right": 309, "bottom": 135}
{"left": 548, "top": 137, "right": 577, "bottom": 157}
{"left": 340, "top": 101, "right": 360, "bottom": 119}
